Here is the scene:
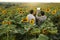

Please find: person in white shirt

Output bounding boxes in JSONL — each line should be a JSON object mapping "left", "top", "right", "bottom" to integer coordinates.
{"left": 36, "top": 11, "right": 47, "bottom": 26}
{"left": 27, "top": 10, "right": 35, "bottom": 24}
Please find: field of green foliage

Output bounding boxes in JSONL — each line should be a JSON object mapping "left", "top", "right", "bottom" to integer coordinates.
{"left": 0, "top": 3, "right": 60, "bottom": 40}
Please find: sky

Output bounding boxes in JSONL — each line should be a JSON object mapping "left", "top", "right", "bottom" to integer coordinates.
{"left": 0, "top": 0, "right": 60, "bottom": 2}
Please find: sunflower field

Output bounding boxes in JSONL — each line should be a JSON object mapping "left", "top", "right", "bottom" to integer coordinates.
{"left": 0, "top": 3, "right": 60, "bottom": 40}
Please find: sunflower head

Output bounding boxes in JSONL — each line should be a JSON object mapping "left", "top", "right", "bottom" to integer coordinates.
{"left": 51, "top": 9, "right": 57, "bottom": 15}
{"left": 8, "top": 21, "right": 11, "bottom": 25}
{"left": 2, "top": 21, "right": 7, "bottom": 24}
{"left": 2, "top": 10, "right": 7, "bottom": 14}
{"left": 2, "top": 21, "right": 11, "bottom": 25}
{"left": 21, "top": 17, "right": 28, "bottom": 22}
{"left": 19, "top": 11, "right": 23, "bottom": 14}
{"left": 42, "top": 29, "right": 48, "bottom": 35}
{"left": 17, "top": 8, "right": 20, "bottom": 11}
{"left": 2, "top": 21, "right": 6, "bottom": 24}
{"left": 45, "top": 8, "right": 50, "bottom": 13}
{"left": 17, "top": 8, "right": 22, "bottom": 12}
{"left": 30, "top": 19, "right": 35, "bottom": 24}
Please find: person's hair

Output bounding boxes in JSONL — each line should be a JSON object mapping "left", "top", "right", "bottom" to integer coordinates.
{"left": 40, "top": 11, "right": 45, "bottom": 16}
{"left": 30, "top": 10, "right": 34, "bottom": 14}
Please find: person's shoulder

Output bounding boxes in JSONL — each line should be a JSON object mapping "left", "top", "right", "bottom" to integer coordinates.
{"left": 27, "top": 14, "right": 30, "bottom": 16}
{"left": 44, "top": 15, "right": 46, "bottom": 16}
{"left": 44, "top": 15, "right": 47, "bottom": 19}
{"left": 43, "top": 15, "right": 47, "bottom": 17}
{"left": 27, "top": 14, "right": 33, "bottom": 17}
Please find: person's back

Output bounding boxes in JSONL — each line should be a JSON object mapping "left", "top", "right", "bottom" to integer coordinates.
{"left": 39, "top": 15, "right": 47, "bottom": 22}
{"left": 36, "top": 11, "right": 47, "bottom": 26}
{"left": 27, "top": 14, "right": 35, "bottom": 21}
{"left": 27, "top": 10, "right": 35, "bottom": 24}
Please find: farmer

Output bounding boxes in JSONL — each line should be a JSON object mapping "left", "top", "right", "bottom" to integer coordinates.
{"left": 36, "top": 11, "right": 47, "bottom": 26}
{"left": 27, "top": 10, "right": 36, "bottom": 24}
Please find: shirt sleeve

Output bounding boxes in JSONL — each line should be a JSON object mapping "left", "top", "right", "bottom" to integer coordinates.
{"left": 36, "top": 15, "right": 40, "bottom": 20}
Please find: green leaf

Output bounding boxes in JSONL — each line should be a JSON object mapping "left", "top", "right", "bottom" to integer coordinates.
{"left": 37, "top": 34, "right": 49, "bottom": 40}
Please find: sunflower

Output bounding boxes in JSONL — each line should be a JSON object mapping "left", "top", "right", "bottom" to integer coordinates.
{"left": 17, "top": 8, "right": 20, "bottom": 11}
{"left": 51, "top": 9, "right": 57, "bottom": 15}
{"left": 21, "top": 17, "right": 28, "bottom": 22}
{"left": 30, "top": 19, "right": 35, "bottom": 24}
{"left": 2, "top": 10, "right": 7, "bottom": 14}
{"left": 8, "top": 21, "right": 11, "bottom": 25}
{"left": 22, "top": 11, "right": 25, "bottom": 13}
{"left": 2, "top": 21, "right": 11, "bottom": 25}
{"left": 2, "top": 21, "right": 7, "bottom": 24}
{"left": 17, "top": 8, "right": 22, "bottom": 12}
{"left": 2, "top": 21, "right": 5, "bottom": 24}
{"left": 42, "top": 29, "right": 48, "bottom": 35}
{"left": 45, "top": 8, "right": 50, "bottom": 13}
{"left": 19, "top": 11, "right": 23, "bottom": 14}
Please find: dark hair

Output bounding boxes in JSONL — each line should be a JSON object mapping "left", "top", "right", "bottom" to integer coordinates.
{"left": 40, "top": 11, "right": 45, "bottom": 16}
{"left": 30, "top": 10, "right": 34, "bottom": 14}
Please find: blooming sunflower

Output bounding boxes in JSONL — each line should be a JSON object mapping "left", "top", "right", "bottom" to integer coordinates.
{"left": 17, "top": 8, "right": 22, "bottom": 12}
{"left": 8, "top": 21, "right": 11, "bottom": 25}
{"left": 2, "top": 10, "right": 7, "bottom": 14}
{"left": 21, "top": 17, "right": 28, "bottom": 22}
{"left": 51, "top": 9, "right": 57, "bottom": 15}
{"left": 30, "top": 19, "right": 34, "bottom": 24}
{"left": 2, "top": 21, "right": 5, "bottom": 24}
{"left": 42, "top": 29, "right": 48, "bottom": 35}
{"left": 19, "top": 11, "right": 23, "bottom": 14}
{"left": 22, "top": 11, "right": 25, "bottom": 13}
{"left": 2, "top": 21, "right": 8, "bottom": 24}
{"left": 45, "top": 8, "right": 50, "bottom": 13}
{"left": 2, "top": 21, "right": 11, "bottom": 25}
{"left": 17, "top": 8, "right": 20, "bottom": 10}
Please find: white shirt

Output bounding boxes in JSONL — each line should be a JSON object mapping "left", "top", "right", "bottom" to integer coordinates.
{"left": 27, "top": 14, "right": 35, "bottom": 23}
